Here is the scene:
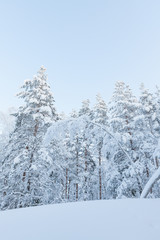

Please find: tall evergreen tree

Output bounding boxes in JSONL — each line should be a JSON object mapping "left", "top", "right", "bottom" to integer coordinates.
{"left": 79, "top": 99, "right": 91, "bottom": 117}
{"left": 1, "top": 66, "right": 57, "bottom": 209}
{"left": 92, "top": 94, "right": 108, "bottom": 199}
{"left": 107, "top": 82, "right": 141, "bottom": 198}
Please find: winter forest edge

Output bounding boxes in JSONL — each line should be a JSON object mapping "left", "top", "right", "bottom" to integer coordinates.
{"left": 0, "top": 66, "right": 160, "bottom": 210}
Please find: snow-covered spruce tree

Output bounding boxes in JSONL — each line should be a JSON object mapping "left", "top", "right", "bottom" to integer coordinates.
{"left": 94, "top": 94, "right": 108, "bottom": 126}
{"left": 78, "top": 100, "right": 98, "bottom": 201}
{"left": 91, "top": 94, "right": 108, "bottom": 200}
{"left": 107, "top": 82, "right": 142, "bottom": 198}
{"left": 142, "top": 139, "right": 160, "bottom": 198}
{"left": 147, "top": 87, "right": 160, "bottom": 197}
{"left": 62, "top": 132, "right": 75, "bottom": 202}
{"left": 77, "top": 128, "right": 96, "bottom": 201}
{"left": 70, "top": 130, "right": 84, "bottom": 201}
{"left": 154, "top": 86, "right": 160, "bottom": 139}
{"left": 136, "top": 85, "right": 157, "bottom": 194}
{"left": 116, "top": 83, "right": 144, "bottom": 198}
{"left": 70, "top": 109, "right": 78, "bottom": 118}
{"left": 140, "top": 95, "right": 160, "bottom": 198}
{"left": 1, "top": 66, "right": 57, "bottom": 210}
{"left": 67, "top": 104, "right": 96, "bottom": 202}
{"left": 79, "top": 99, "right": 91, "bottom": 117}
{"left": 136, "top": 84, "right": 160, "bottom": 198}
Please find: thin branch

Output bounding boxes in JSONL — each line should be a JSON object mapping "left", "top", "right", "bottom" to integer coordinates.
{"left": 90, "top": 122, "right": 133, "bottom": 164}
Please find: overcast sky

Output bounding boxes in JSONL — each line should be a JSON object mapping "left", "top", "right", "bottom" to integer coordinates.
{"left": 1, "top": 0, "right": 160, "bottom": 114}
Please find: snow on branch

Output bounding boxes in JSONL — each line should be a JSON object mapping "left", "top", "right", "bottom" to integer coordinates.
{"left": 141, "top": 167, "right": 160, "bottom": 198}
{"left": 90, "top": 121, "right": 133, "bottom": 164}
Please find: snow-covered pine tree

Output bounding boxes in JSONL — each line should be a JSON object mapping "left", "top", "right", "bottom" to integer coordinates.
{"left": 107, "top": 82, "right": 141, "bottom": 198}
{"left": 1, "top": 66, "right": 57, "bottom": 210}
{"left": 63, "top": 130, "right": 83, "bottom": 202}
{"left": 140, "top": 91, "right": 160, "bottom": 198}
{"left": 154, "top": 86, "right": 160, "bottom": 139}
{"left": 135, "top": 84, "right": 159, "bottom": 197}
{"left": 92, "top": 94, "right": 108, "bottom": 200}
{"left": 152, "top": 86, "right": 160, "bottom": 172}
{"left": 79, "top": 99, "right": 91, "bottom": 117}
{"left": 78, "top": 128, "right": 95, "bottom": 201}
{"left": 70, "top": 109, "right": 78, "bottom": 118}
{"left": 63, "top": 132, "right": 73, "bottom": 201}
{"left": 94, "top": 94, "right": 108, "bottom": 126}
{"left": 78, "top": 99, "right": 98, "bottom": 200}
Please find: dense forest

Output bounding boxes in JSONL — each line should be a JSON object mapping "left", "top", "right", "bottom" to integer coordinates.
{"left": 1, "top": 66, "right": 160, "bottom": 210}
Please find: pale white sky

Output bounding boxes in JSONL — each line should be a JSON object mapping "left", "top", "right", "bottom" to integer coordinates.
{"left": 0, "top": 0, "right": 160, "bottom": 114}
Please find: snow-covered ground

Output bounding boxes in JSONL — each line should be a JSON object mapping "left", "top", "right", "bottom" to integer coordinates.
{"left": 1, "top": 199, "right": 160, "bottom": 240}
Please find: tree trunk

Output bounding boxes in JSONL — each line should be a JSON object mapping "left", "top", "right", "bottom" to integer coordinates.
{"left": 155, "top": 156, "right": 159, "bottom": 168}
{"left": 76, "top": 137, "right": 79, "bottom": 201}
{"left": 99, "top": 148, "right": 102, "bottom": 200}
{"left": 65, "top": 168, "right": 68, "bottom": 200}
{"left": 84, "top": 147, "right": 88, "bottom": 200}
{"left": 68, "top": 178, "right": 71, "bottom": 200}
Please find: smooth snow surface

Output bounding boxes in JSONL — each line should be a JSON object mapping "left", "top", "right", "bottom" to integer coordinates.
{"left": 1, "top": 199, "right": 160, "bottom": 240}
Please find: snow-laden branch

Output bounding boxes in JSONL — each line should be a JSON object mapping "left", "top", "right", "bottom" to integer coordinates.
{"left": 90, "top": 122, "right": 133, "bottom": 164}
{"left": 90, "top": 122, "right": 160, "bottom": 199}
{"left": 140, "top": 167, "right": 160, "bottom": 198}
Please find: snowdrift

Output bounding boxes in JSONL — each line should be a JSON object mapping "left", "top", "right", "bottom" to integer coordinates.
{"left": 0, "top": 199, "right": 160, "bottom": 240}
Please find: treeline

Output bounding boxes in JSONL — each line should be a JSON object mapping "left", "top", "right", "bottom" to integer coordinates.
{"left": 1, "top": 66, "right": 160, "bottom": 210}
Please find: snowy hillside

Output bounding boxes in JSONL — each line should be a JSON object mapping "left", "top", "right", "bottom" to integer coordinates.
{"left": 1, "top": 199, "right": 160, "bottom": 240}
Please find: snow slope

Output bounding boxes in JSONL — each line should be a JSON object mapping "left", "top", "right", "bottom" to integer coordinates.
{"left": 0, "top": 199, "right": 160, "bottom": 240}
